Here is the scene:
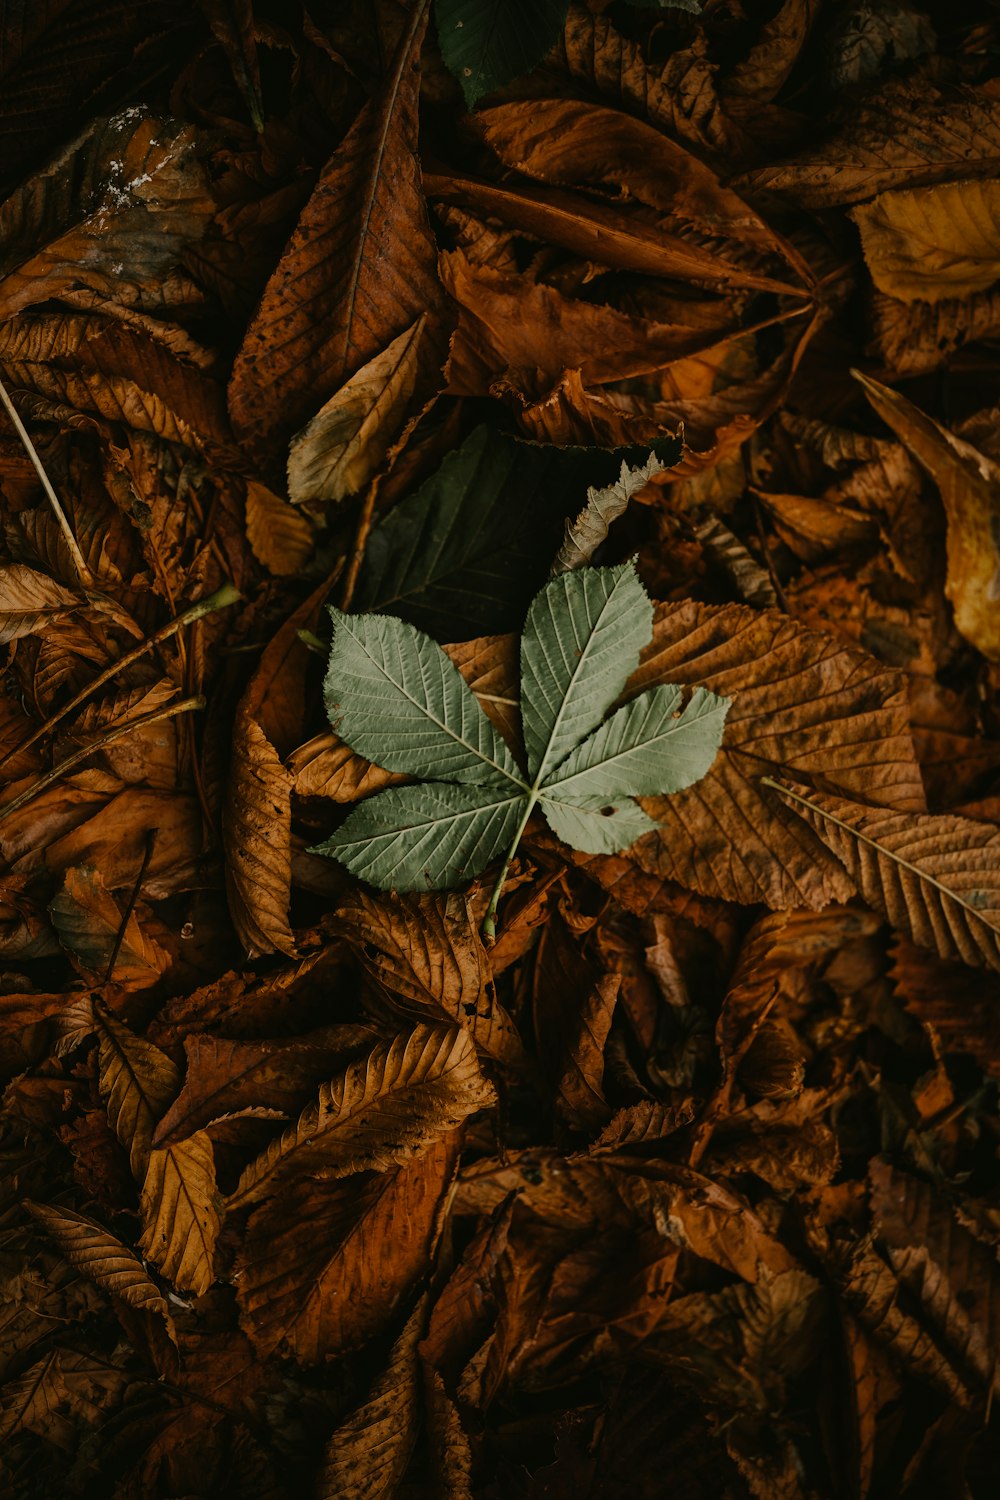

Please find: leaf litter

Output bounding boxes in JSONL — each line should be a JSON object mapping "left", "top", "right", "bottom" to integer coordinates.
{"left": 0, "top": 2, "right": 998, "bottom": 1497}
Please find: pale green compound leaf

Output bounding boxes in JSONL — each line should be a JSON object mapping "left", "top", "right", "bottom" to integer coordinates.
{"left": 325, "top": 608, "right": 524, "bottom": 789}
{"left": 539, "top": 794, "right": 658, "bottom": 855}
{"left": 313, "top": 783, "right": 524, "bottom": 890}
{"left": 315, "top": 560, "right": 731, "bottom": 917}
{"left": 520, "top": 563, "right": 652, "bottom": 784}
{"left": 546, "top": 685, "right": 731, "bottom": 800}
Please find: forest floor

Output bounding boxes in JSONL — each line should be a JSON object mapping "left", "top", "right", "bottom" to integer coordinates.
{"left": 0, "top": 2, "right": 999, "bottom": 1496}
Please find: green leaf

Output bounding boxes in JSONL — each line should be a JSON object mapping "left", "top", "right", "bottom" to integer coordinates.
{"left": 546, "top": 684, "right": 731, "bottom": 799}
{"left": 314, "top": 783, "right": 525, "bottom": 890}
{"left": 354, "top": 424, "right": 682, "bottom": 641}
{"left": 520, "top": 562, "right": 653, "bottom": 783}
{"left": 539, "top": 794, "right": 657, "bottom": 855}
{"left": 325, "top": 608, "right": 524, "bottom": 789}
{"left": 315, "top": 560, "right": 730, "bottom": 920}
{"left": 435, "top": 0, "right": 570, "bottom": 109}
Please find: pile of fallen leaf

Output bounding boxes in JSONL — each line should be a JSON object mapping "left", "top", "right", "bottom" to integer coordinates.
{"left": 1, "top": 1, "right": 999, "bottom": 1495}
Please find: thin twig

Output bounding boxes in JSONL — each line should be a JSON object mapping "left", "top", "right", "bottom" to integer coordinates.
{"left": 104, "top": 829, "right": 158, "bottom": 984}
{"left": 340, "top": 479, "right": 378, "bottom": 611}
{"left": 0, "top": 696, "right": 205, "bottom": 824}
{"left": 0, "top": 371, "right": 95, "bottom": 587}
{"left": 0, "top": 583, "right": 240, "bottom": 770}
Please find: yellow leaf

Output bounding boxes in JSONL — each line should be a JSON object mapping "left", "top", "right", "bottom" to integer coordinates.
{"left": 227, "top": 1024, "right": 495, "bottom": 1211}
{"left": 26, "top": 1201, "right": 176, "bottom": 1341}
{"left": 855, "top": 371, "right": 1000, "bottom": 660}
{"left": 287, "top": 318, "right": 425, "bottom": 503}
{"left": 852, "top": 178, "right": 1000, "bottom": 304}
{"left": 138, "top": 1130, "right": 222, "bottom": 1296}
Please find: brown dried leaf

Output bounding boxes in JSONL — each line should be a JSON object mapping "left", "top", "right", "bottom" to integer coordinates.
{"left": 754, "top": 489, "right": 876, "bottom": 563}
{"left": 556, "top": 973, "right": 618, "bottom": 1130}
{"left": 833, "top": 1234, "right": 973, "bottom": 1405}
{"left": 890, "top": 937, "right": 1000, "bottom": 1078}
{"left": 724, "top": 0, "right": 818, "bottom": 103}
{"left": 227, "top": 1024, "right": 495, "bottom": 1210}
{"left": 430, "top": 172, "right": 792, "bottom": 295}
{"left": 645, "top": 1268, "right": 825, "bottom": 1412}
{"left": 590, "top": 1099, "right": 696, "bottom": 1152}
{"left": 441, "top": 251, "right": 735, "bottom": 399}
{"left": 554, "top": 10, "right": 748, "bottom": 163}
{"left": 49, "top": 864, "right": 170, "bottom": 986}
{"left": 287, "top": 317, "right": 425, "bottom": 504}
{"left": 735, "top": 79, "right": 1000, "bottom": 208}
{"left": 625, "top": 600, "right": 925, "bottom": 908}
{"left": 95, "top": 1005, "right": 180, "bottom": 1181}
{"left": 475, "top": 97, "right": 807, "bottom": 280}
{"left": 0, "top": 110, "right": 214, "bottom": 319}
{"left": 244, "top": 481, "right": 315, "bottom": 577}
{"left": 869, "top": 1159, "right": 1000, "bottom": 1396}
{"left": 237, "top": 1140, "right": 453, "bottom": 1362}
{"left": 855, "top": 373, "right": 1000, "bottom": 661}
{"left": 138, "top": 1129, "right": 222, "bottom": 1297}
{"left": 0, "top": 563, "right": 78, "bottom": 641}
{"left": 0, "top": 1347, "right": 127, "bottom": 1449}
{"left": 0, "top": 314, "right": 231, "bottom": 455}
{"left": 769, "top": 781, "right": 1000, "bottom": 971}
{"left": 334, "top": 889, "right": 523, "bottom": 1063}
{"left": 228, "top": 2, "right": 444, "bottom": 461}
{"left": 316, "top": 1299, "right": 425, "bottom": 1495}
{"left": 223, "top": 706, "right": 296, "bottom": 959}
{"left": 152, "top": 1026, "right": 375, "bottom": 1146}
{"left": 25, "top": 1201, "right": 176, "bottom": 1339}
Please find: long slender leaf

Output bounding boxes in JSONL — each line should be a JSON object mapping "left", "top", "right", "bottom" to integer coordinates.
{"left": 546, "top": 685, "right": 731, "bottom": 798}
{"left": 520, "top": 563, "right": 653, "bottom": 782}
{"left": 315, "top": 782, "right": 525, "bottom": 890}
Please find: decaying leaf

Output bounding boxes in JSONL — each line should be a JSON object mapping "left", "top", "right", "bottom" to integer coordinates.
{"left": 223, "top": 706, "right": 296, "bottom": 959}
{"left": 138, "top": 1130, "right": 222, "bottom": 1297}
{"left": 244, "top": 481, "right": 315, "bottom": 577}
{"left": 227, "top": 1024, "right": 495, "bottom": 1210}
{"left": 333, "top": 889, "right": 523, "bottom": 1063}
{"left": 95, "top": 1006, "right": 180, "bottom": 1181}
{"left": 854, "top": 372, "right": 1000, "bottom": 661}
{"left": 228, "top": 2, "right": 444, "bottom": 460}
{"left": 26, "top": 1201, "right": 176, "bottom": 1338}
{"left": 4, "top": 8, "right": 1000, "bottom": 1495}
{"left": 316, "top": 1297, "right": 425, "bottom": 1495}
{"left": 0, "top": 110, "right": 214, "bottom": 319}
{"left": 287, "top": 317, "right": 426, "bottom": 503}
{"left": 236, "top": 1141, "right": 454, "bottom": 1362}
{"left": 767, "top": 781, "right": 1000, "bottom": 971}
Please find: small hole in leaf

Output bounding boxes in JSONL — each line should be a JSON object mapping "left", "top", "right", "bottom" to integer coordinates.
{"left": 600, "top": 806, "right": 615, "bottom": 817}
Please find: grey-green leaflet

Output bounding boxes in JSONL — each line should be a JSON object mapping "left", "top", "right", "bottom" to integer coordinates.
{"left": 312, "top": 561, "right": 730, "bottom": 939}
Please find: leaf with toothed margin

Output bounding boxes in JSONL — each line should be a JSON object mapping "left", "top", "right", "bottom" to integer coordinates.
{"left": 315, "top": 559, "right": 730, "bottom": 892}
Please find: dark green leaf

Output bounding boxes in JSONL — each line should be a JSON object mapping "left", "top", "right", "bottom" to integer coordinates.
{"left": 435, "top": 0, "right": 570, "bottom": 109}
{"left": 355, "top": 424, "right": 681, "bottom": 641}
